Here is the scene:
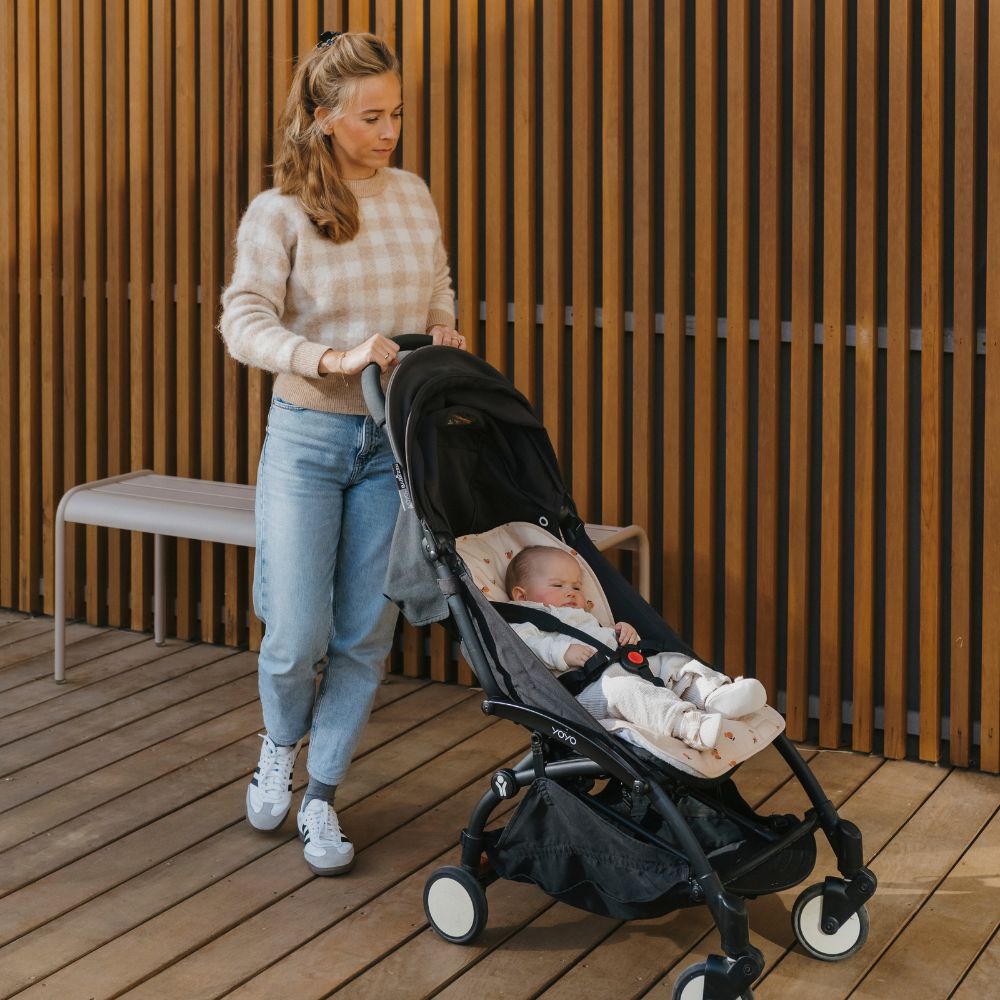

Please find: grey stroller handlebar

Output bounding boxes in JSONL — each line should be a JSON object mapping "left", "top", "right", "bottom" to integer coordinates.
{"left": 361, "top": 334, "right": 434, "bottom": 426}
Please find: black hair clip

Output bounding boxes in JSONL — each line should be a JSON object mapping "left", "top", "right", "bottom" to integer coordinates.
{"left": 317, "top": 30, "right": 342, "bottom": 49}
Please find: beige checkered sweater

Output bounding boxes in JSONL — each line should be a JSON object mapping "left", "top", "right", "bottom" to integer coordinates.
{"left": 220, "top": 168, "right": 455, "bottom": 414}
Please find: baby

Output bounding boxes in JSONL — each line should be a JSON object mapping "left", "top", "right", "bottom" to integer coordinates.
{"left": 504, "top": 545, "right": 767, "bottom": 751}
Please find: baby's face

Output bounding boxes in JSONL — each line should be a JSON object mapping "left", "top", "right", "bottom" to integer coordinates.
{"left": 520, "top": 552, "right": 586, "bottom": 609}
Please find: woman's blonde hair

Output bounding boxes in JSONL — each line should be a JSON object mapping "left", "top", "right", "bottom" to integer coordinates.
{"left": 273, "top": 32, "right": 400, "bottom": 243}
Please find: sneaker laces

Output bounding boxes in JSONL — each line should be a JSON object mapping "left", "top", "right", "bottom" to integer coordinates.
{"left": 256, "top": 735, "right": 296, "bottom": 799}
{"left": 300, "top": 798, "right": 347, "bottom": 848}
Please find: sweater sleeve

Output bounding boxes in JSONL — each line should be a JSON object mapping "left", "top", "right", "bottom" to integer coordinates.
{"left": 219, "top": 201, "right": 330, "bottom": 378}
{"left": 510, "top": 622, "right": 578, "bottom": 674}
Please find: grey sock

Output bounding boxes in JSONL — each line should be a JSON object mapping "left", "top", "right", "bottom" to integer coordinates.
{"left": 303, "top": 777, "right": 337, "bottom": 808}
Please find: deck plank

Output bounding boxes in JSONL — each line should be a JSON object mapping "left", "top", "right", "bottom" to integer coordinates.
{"left": 843, "top": 802, "right": 1000, "bottom": 998}
{"left": 0, "top": 640, "right": 234, "bottom": 744}
{"left": 0, "top": 680, "right": 439, "bottom": 910}
{"left": 0, "top": 649, "right": 251, "bottom": 771}
{"left": 0, "top": 673, "right": 261, "bottom": 815}
{"left": 952, "top": 928, "right": 1000, "bottom": 998}
{"left": 0, "top": 627, "right": 149, "bottom": 700}
{"left": 14, "top": 718, "right": 524, "bottom": 999}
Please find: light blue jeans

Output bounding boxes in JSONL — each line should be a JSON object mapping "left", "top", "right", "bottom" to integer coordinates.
{"left": 253, "top": 398, "right": 400, "bottom": 785}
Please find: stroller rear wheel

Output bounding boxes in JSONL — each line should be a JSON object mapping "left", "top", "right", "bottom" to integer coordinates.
{"left": 673, "top": 962, "right": 754, "bottom": 1000}
{"left": 792, "top": 882, "right": 870, "bottom": 961}
{"left": 424, "top": 866, "right": 488, "bottom": 944}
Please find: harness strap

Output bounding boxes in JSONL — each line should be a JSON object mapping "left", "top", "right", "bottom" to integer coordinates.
{"left": 492, "top": 602, "right": 666, "bottom": 696}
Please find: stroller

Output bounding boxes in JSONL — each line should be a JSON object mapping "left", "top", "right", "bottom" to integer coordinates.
{"left": 365, "top": 337, "right": 877, "bottom": 1000}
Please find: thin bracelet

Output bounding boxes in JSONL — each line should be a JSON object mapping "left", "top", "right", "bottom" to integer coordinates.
{"left": 336, "top": 351, "right": 349, "bottom": 389}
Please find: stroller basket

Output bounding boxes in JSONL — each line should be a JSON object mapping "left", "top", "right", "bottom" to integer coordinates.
{"left": 485, "top": 777, "right": 818, "bottom": 921}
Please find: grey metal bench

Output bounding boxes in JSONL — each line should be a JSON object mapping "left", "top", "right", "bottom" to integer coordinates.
{"left": 53, "top": 471, "right": 650, "bottom": 681}
{"left": 54, "top": 471, "right": 255, "bottom": 682}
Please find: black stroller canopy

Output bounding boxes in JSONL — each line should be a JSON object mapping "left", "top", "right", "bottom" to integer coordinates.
{"left": 385, "top": 347, "right": 569, "bottom": 539}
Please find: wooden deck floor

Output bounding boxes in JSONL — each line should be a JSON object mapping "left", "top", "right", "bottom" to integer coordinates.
{"left": 1, "top": 609, "right": 998, "bottom": 999}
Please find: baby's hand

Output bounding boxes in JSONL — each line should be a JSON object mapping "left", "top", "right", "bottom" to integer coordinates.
{"left": 614, "top": 622, "right": 640, "bottom": 646}
{"left": 564, "top": 643, "right": 596, "bottom": 668}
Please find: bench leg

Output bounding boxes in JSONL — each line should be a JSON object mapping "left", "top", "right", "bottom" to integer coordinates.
{"left": 154, "top": 533, "right": 166, "bottom": 646}
{"left": 54, "top": 512, "right": 66, "bottom": 683}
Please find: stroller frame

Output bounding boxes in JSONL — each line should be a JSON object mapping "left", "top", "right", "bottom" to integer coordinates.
{"left": 429, "top": 530, "right": 876, "bottom": 1000}
{"left": 365, "top": 339, "right": 877, "bottom": 1000}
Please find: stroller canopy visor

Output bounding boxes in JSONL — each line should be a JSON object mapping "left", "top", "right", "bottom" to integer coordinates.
{"left": 385, "top": 347, "right": 569, "bottom": 539}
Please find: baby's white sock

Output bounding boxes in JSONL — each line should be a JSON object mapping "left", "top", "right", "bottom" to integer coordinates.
{"left": 703, "top": 677, "right": 767, "bottom": 718}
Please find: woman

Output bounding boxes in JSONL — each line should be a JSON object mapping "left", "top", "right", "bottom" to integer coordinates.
{"left": 220, "top": 31, "right": 464, "bottom": 875}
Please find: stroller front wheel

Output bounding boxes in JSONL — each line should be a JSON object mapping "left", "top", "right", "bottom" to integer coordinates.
{"left": 673, "top": 962, "right": 754, "bottom": 1000}
{"left": 424, "top": 866, "right": 489, "bottom": 944}
{"left": 792, "top": 882, "right": 870, "bottom": 961}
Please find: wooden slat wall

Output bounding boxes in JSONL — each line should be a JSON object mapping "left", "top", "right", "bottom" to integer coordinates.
{"left": 4, "top": 2, "right": 999, "bottom": 770}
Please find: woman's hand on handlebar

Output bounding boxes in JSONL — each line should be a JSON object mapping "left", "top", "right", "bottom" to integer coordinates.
{"left": 320, "top": 334, "right": 400, "bottom": 377}
{"left": 428, "top": 325, "right": 466, "bottom": 350}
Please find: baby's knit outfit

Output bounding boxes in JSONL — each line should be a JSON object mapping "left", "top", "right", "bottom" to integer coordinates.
{"left": 510, "top": 601, "right": 767, "bottom": 751}
{"left": 220, "top": 168, "right": 455, "bottom": 415}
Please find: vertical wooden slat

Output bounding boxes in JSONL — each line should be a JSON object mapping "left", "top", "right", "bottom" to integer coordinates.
{"left": 662, "top": 0, "right": 685, "bottom": 630}
{"left": 484, "top": 0, "right": 506, "bottom": 374}
{"left": 151, "top": 0, "right": 174, "bottom": 641}
{"left": 402, "top": 0, "right": 424, "bottom": 176}
{"left": 429, "top": 0, "right": 452, "bottom": 246}
{"left": 724, "top": 0, "right": 749, "bottom": 677}
{"left": 755, "top": 0, "right": 782, "bottom": 703}
{"left": 0, "top": 1, "right": 18, "bottom": 608}
{"left": 632, "top": 0, "right": 654, "bottom": 546}
{"left": 885, "top": 0, "right": 912, "bottom": 761}
{"left": 375, "top": 0, "right": 396, "bottom": 47}
{"left": 692, "top": 0, "right": 718, "bottom": 659}
{"left": 129, "top": 0, "right": 153, "bottom": 633}
{"left": 83, "top": 0, "right": 106, "bottom": 623}
{"left": 106, "top": 0, "right": 129, "bottom": 627}
{"left": 246, "top": 0, "right": 269, "bottom": 672}
{"left": 785, "top": 1, "right": 816, "bottom": 742}
{"left": 950, "top": 0, "right": 978, "bottom": 767}
{"left": 819, "top": 1, "right": 847, "bottom": 748}
{"left": 601, "top": 1, "right": 624, "bottom": 529}
{"left": 152, "top": 0, "right": 175, "bottom": 475}
{"left": 200, "top": 0, "right": 224, "bottom": 644}
{"left": 853, "top": 0, "right": 879, "bottom": 754}
{"left": 513, "top": 0, "right": 536, "bottom": 405}
{"left": 223, "top": 0, "right": 247, "bottom": 647}
{"left": 61, "top": 0, "right": 85, "bottom": 621}
{"left": 919, "top": 0, "right": 945, "bottom": 763}
{"left": 571, "top": 0, "right": 594, "bottom": 519}
{"left": 348, "top": 0, "right": 369, "bottom": 33}
{"left": 542, "top": 0, "right": 565, "bottom": 463}
{"left": 401, "top": 1, "right": 429, "bottom": 680}
{"left": 981, "top": 0, "right": 1000, "bottom": 774}
{"left": 456, "top": 0, "right": 479, "bottom": 356}
{"left": 18, "top": 1, "right": 41, "bottom": 613}
{"left": 39, "top": 0, "right": 63, "bottom": 617}
{"left": 175, "top": 0, "right": 199, "bottom": 639}
{"left": 427, "top": 0, "right": 454, "bottom": 686}
{"left": 298, "top": 2, "right": 319, "bottom": 54}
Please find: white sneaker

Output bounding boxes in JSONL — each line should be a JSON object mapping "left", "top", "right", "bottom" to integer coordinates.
{"left": 297, "top": 798, "right": 355, "bottom": 876}
{"left": 246, "top": 734, "right": 299, "bottom": 831}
